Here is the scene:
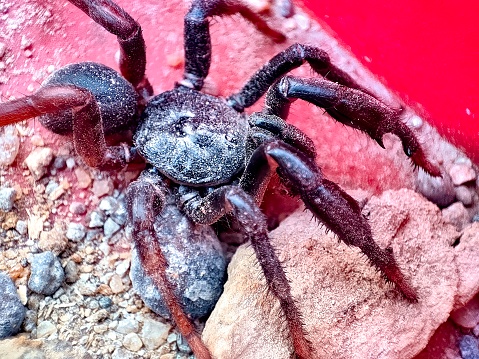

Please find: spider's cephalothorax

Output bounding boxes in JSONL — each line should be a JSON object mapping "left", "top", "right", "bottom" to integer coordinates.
{"left": 0, "top": 0, "right": 441, "bottom": 358}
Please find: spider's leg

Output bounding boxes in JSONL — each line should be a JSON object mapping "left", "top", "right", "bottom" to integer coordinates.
{"left": 242, "top": 138, "right": 418, "bottom": 302}
{"left": 181, "top": 0, "right": 285, "bottom": 90}
{"left": 0, "top": 85, "right": 140, "bottom": 170}
{"left": 183, "top": 186, "right": 314, "bottom": 359}
{"left": 68, "top": 0, "right": 152, "bottom": 95}
{"left": 126, "top": 170, "right": 212, "bottom": 359}
{"left": 264, "top": 75, "right": 441, "bottom": 177}
{"left": 227, "top": 43, "right": 374, "bottom": 112}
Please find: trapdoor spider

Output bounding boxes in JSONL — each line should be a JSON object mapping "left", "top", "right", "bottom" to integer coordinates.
{"left": 0, "top": 0, "right": 441, "bottom": 358}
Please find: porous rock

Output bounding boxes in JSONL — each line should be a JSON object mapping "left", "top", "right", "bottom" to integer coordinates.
{"left": 28, "top": 251, "right": 65, "bottom": 296}
{"left": 24, "top": 147, "right": 53, "bottom": 180}
{"left": 0, "top": 271, "right": 26, "bottom": 338}
{"left": 203, "top": 189, "right": 461, "bottom": 359}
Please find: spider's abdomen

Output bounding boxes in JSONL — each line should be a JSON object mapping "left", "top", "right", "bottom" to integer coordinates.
{"left": 135, "top": 87, "right": 248, "bottom": 186}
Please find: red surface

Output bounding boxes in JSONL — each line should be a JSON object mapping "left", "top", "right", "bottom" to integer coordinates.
{"left": 302, "top": 0, "right": 479, "bottom": 163}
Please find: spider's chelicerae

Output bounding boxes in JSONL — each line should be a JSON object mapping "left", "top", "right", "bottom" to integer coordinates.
{"left": 0, "top": 0, "right": 441, "bottom": 358}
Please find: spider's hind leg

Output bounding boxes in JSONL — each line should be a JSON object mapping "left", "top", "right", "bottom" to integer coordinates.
{"left": 242, "top": 138, "right": 418, "bottom": 302}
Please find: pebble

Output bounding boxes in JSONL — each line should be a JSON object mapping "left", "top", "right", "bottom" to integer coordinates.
{"left": 455, "top": 186, "right": 474, "bottom": 207}
{"left": 0, "top": 125, "right": 20, "bottom": 166}
{"left": 88, "top": 210, "right": 106, "bottom": 228}
{"left": 104, "top": 217, "right": 121, "bottom": 237}
{"left": 65, "top": 157, "right": 75, "bottom": 169}
{"left": 415, "top": 171, "right": 456, "bottom": 207}
{"left": 459, "top": 335, "right": 479, "bottom": 359}
{"left": 111, "top": 200, "right": 128, "bottom": 226}
{"left": 0, "top": 187, "right": 16, "bottom": 211}
{"left": 66, "top": 222, "right": 86, "bottom": 242}
{"left": 442, "top": 202, "right": 470, "bottom": 231}
{"left": 116, "top": 318, "right": 139, "bottom": 334}
{"left": 74, "top": 168, "right": 92, "bottom": 189}
{"left": 115, "top": 259, "right": 130, "bottom": 277}
{"left": 141, "top": 319, "right": 171, "bottom": 350}
{"left": 52, "top": 156, "right": 66, "bottom": 170}
{"left": 36, "top": 320, "right": 57, "bottom": 338}
{"left": 64, "top": 260, "right": 79, "bottom": 283}
{"left": 92, "top": 178, "right": 113, "bottom": 198}
{"left": 69, "top": 202, "right": 87, "bottom": 215}
{"left": 109, "top": 274, "right": 125, "bottom": 294}
{"left": 123, "top": 333, "right": 143, "bottom": 352}
{"left": 99, "top": 296, "right": 113, "bottom": 309}
{"left": 15, "top": 220, "right": 28, "bottom": 235}
{"left": 449, "top": 163, "right": 477, "bottom": 186}
{"left": 24, "top": 147, "right": 54, "bottom": 180}
{"left": 0, "top": 271, "right": 26, "bottom": 338}
{"left": 38, "top": 228, "right": 68, "bottom": 255}
{"left": 28, "top": 251, "right": 65, "bottom": 296}
{"left": 99, "top": 196, "right": 118, "bottom": 215}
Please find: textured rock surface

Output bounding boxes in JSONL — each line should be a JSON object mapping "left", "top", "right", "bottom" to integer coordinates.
{"left": 203, "top": 189, "right": 471, "bottom": 359}
{"left": 0, "top": 272, "right": 26, "bottom": 338}
{"left": 27, "top": 252, "right": 65, "bottom": 296}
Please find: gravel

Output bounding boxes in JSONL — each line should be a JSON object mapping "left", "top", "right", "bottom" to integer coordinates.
{"left": 0, "top": 187, "right": 16, "bottom": 212}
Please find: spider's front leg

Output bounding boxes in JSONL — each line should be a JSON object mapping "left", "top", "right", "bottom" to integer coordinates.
{"left": 126, "top": 170, "right": 213, "bottom": 359}
{"left": 183, "top": 186, "right": 315, "bottom": 359}
{"left": 242, "top": 139, "right": 418, "bottom": 302}
{"left": 264, "top": 75, "right": 442, "bottom": 177}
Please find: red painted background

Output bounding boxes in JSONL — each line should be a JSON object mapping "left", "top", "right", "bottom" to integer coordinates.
{"left": 302, "top": 0, "right": 479, "bottom": 163}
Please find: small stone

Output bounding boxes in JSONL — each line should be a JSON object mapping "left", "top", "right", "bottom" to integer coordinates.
{"left": 38, "top": 228, "right": 68, "bottom": 255}
{"left": 15, "top": 220, "right": 28, "bottom": 235}
{"left": 92, "top": 178, "right": 114, "bottom": 198}
{"left": 0, "top": 271, "right": 26, "bottom": 338}
{"left": 17, "top": 284, "right": 27, "bottom": 305}
{"left": 86, "top": 309, "right": 109, "bottom": 323}
{"left": 65, "top": 157, "right": 75, "bottom": 169}
{"left": 0, "top": 125, "right": 20, "bottom": 166}
{"left": 30, "top": 134, "right": 44, "bottom": 147}
{"left": 69, "top": 202, "right": 87, "bottom": 215}
{"left": 52, "top": 156, "right": 66, "bottom": 170}
{"left": 104, "top": 217, "right": 121, "bottom": 237}
{"left": 24, "top": 147, "right": 54, "bottom": 180}
{"left": 451, "top": 296, "right": 479, "bottom": 329}
{"left": 64, "top": 260, "right": 79, "bottom": 283}
{"left": 116, "top": 318, "right": 139, "bottom": 334}
{"left": 2, "top": 212, "right": 18, "bottom": 230}
{"left": 88, "top": 210, "right": 106, "bottom": 228}
{"left": 123, "top": 333, "right": 143, "bottom": 352}
{"left": 0, "top": 187, "right": 16, "bottom": 211}
{"left": 455, "top": 186, "right": 474, "bottom": 207}
{"left": 36, "top": 320, "right": 57, "bottom": 338}
{"left": 115, "top": 259, "right": 130, "bottom": 277}
{"left": 459, "top": 335, "right": 479, "bottom": 359}
{"left": 141, "top": 319, "right": 171, "bottom": 350}
{"left": 99, "top": 196, "right": 118, "bottom": 215}
{"left": 442, "top": 202, "right": 470, "bottom": 231}
{"left": 74, "top": 168, "right": 92, "bottom": 189}
{"left": 66, "top": 222, "right": 86, "bottom": 242}
{"left": 449, "top": 163, "right": 477, "bottom": 186}
{"left": 111, "top": 200, "right": 128, "bottom": 226}
{"left": 99, "top": 296, "right": 113, "bottom": 309}
{"left": 109, "top": 274, "right": 125, "bottom": 294}
{"left": 28, "top": 251, "right": 65, "bottom": 296}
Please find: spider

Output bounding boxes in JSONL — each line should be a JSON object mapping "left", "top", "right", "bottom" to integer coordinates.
{"left": 0, "top": 0, "right": 441, "bottom": 358}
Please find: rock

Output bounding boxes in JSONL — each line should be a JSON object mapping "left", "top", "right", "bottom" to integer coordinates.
{"left": 141, "top": 319, "right": 171, "bottom": 350}
{"left": 116, "top": 318, "right": 139, "bottom": 334}
{"left": 74, "top": 168, "right": 92, "bottom": 189}
{"left": 414, "top": 320, "right": 462, "bottom": 359}
{"left": 442, "top": 202, "right": 470, "bottom": 231}
{"left": 453, "top": 223, "right": 479, "bottom": 307}
{"left": 24, "top": 147, "right": 54, "bottom": 180}
{"left": 130, "top": 202, "right": 226, "bottom": 320}
{"left": 122, "top": 333, "right": 143, "bottom": 352}
{"left": 449, "top": 163, "right": 476, "bottom": 186}
{"left": 0, "top": 271, "right": 26, "bottom": 338}
{"left": 28, "top": 251, "right": 65, "bottom": 296}
{"left": 203, "top": 189, "right": 459, "bottom": 359}
{"left": 109, "top": 274, "right": 125, "bottom": 294}
{"left": 66, "top": 222, "right": 86, "bottom": 242}
{"left": 415, "top": 170, "right": 456, "bottom": 208}
{"left": 450, "top": 295, "right": 479, "bottom": 329}
{"left": 459, "top": 335, "right": 479, "bottom": 359}
{"left": 0, "top": 125, "right": 20, "bottom": 166}
{"left": 38, "top": 227, "right": 68, "bottom": 255}
{"left": 92, "top": 178, "right": 113, "bottom": 198}
{"left": 64, "top": 260, "right": 79, "bottom": 283}
{"left": 69, "top": 202, "right": 87, "bottom": 215}
{"left": 455, "top": 185, "right": 473, "bottom": 206}
{"left": 36, "top": 320, "right": 57, "bottom": 338}
{"left": 15, "top": 220, "right": 28, "bottom": 235}
{"left": 88, "top": 210, "right": 106, "bottom": 228}
{"left": 0, "top": 187, "right": 16, "bottom": 211}
{"left": 104, "top": 217, "right": 121, "bottom": 238}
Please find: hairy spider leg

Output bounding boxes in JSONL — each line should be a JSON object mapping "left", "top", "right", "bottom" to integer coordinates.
{"left": 126, "top": 170, "right": 213, "bottom": 359}
{"left": 182, "top": 185, "right": 315, "bottom": 359}
{"left": 68, "top": 0, "right": 153, "bottom": 96}
{"left": 226, "top": 42, "right": 375, "bottom": 112}
{"left": 181, "top": 0, "right": 285, "bottom": 90}
{"left": 0, "top": 85, "right": 140, "bottom": 170}
{"left": 264, "top": 75, "right": 441, "bottom": 177}
{"left": 242, "top": 139, "right": 418, "bottom": 302}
